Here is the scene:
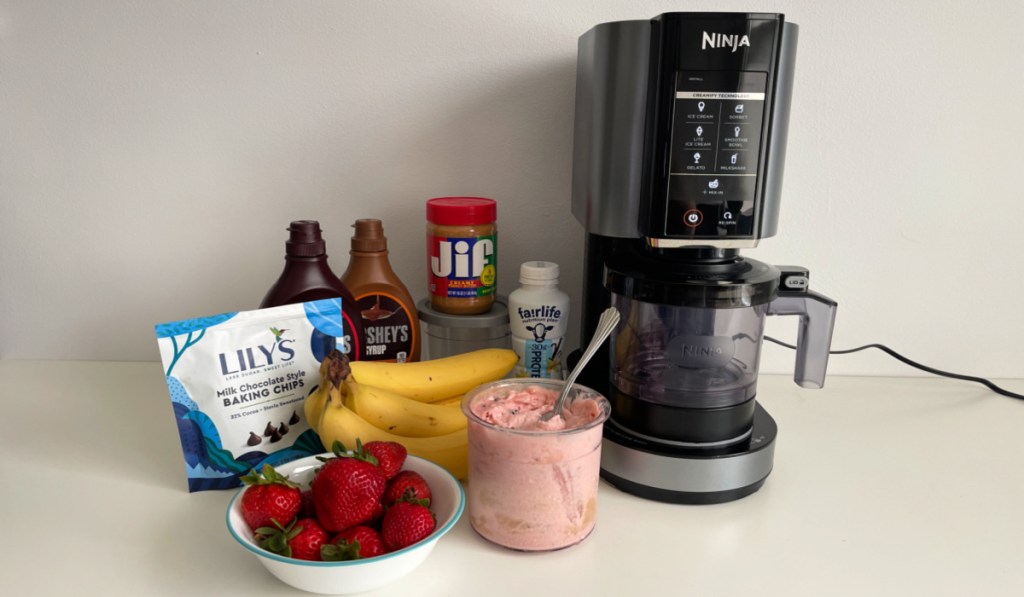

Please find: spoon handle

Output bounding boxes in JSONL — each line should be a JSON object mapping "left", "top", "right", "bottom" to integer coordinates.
{"left": 565, "top": 307, "right": 619, "bottom": 389}
{"left": 549, "top": 307, "right": 620, "bottom": 417}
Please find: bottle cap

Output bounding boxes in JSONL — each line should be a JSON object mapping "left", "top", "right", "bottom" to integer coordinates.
{"left": 351, "top": 219, "right": 388, "bottom": 252}
{"left": 285, "top": 220, "right": 326, "bottom": 257}
{"left": 519, "top": 261, "right": 559, "bottom": 284}
{"left": 426, "top": 197, "right": 497, "bottom": 226}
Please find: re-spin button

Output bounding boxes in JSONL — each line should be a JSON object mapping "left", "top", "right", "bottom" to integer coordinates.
{"left": 718, "top": 200, "right": 747, "bottom": 224}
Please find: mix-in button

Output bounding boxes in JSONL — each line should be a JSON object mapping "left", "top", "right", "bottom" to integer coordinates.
{"left": 669, "top": 174, "right": 758, "bottom": 206}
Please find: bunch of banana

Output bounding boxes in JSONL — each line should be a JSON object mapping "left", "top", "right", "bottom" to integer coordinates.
{"left": 344, "top": 382, "right": 466, "bottom": 437}
{"left": 348, "top": 348, "right": 518, "bottom": 402}
{"left": 305, "top": 348, "right": 517, "bottom": 479}
{"left": 303, "top": 354, "right": 336, "bottom": 431}
{"left": 432, "top": 395, "right": 463, "bottom": 407}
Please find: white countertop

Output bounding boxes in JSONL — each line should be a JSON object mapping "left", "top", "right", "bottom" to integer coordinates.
{"left": 3, "top": 360, "right": 1022, "bottom": 596}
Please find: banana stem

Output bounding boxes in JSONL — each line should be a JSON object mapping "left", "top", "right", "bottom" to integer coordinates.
{"left": 325, "top": 350, "right": 351, "bottom": 388}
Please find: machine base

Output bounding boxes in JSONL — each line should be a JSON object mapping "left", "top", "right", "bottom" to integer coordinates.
{"left": 600, "top": 470, "right": 767, "bottom": 505}
{"left": 600, "top": 402, "right": 778, "bottom": 505}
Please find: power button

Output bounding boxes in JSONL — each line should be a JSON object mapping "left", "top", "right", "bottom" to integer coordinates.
{"left": 683, "top": 209, "right": 703, "bottom": 228}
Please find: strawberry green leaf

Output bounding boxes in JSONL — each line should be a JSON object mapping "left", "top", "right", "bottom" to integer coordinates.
{"left": 321, "top": 539, "right": 362, "bottom": 561}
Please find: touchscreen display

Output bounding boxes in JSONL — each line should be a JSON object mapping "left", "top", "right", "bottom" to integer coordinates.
{"left": 665, "top": 71, "right": 767, "bottom": 237}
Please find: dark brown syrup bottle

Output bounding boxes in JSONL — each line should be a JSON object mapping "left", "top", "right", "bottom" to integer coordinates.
{"left": 260, "top": 220, "right": 365, "bottom": 361}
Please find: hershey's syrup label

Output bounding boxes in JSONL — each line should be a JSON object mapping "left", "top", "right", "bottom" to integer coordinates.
{"left": 354, "top": 291, "right": 415, "bottom": 362}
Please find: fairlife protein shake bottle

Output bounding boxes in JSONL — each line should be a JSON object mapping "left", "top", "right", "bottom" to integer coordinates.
{"left": 508, "top": 261, "right": 570, "bottom": 379}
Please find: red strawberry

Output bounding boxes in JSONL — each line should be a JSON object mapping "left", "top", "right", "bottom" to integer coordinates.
{"left": 321, "top": 525, "right": 386, "bottom": 561}
{"left": 381, "top": 500, "right": 436, "bottom": 551}
{"left": 257, "top": 517, "right": 328, "bottom": 561}
{"left": 364, "top": 440, "right": 407, "bottom": 479}
{"left": 367, "top": 500, "right": 385, "bottom": 526}
{"left": 383, "top": 470, "right": 432, "bottom": 507}
{"left": 239, "top": 464, "right": 302, "bottom": 533}
{"left": 298, "top": 488, "right": 316, "bottom": 519}
{"left": 312, "top": 441, "right": 387, "bottom": 533}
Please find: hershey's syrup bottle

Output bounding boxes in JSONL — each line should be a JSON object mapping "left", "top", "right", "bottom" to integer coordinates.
{"left": 340, "top": 219, "right": 421, "bottom": 362}
{"left": 261, "top": 220, "right": 364, "bottom": 361}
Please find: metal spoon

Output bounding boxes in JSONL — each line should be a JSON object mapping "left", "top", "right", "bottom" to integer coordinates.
{"left": 540, "top": 307, "right": 620, "bottom": 422}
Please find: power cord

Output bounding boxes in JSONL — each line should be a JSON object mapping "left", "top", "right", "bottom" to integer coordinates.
{"left": 764, "top": 336, "right": 1024, "bottom": 401}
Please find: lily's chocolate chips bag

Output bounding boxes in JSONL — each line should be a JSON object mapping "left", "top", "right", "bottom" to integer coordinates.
{"left": 156, "top": 299, "right": 347, "bottom": 492}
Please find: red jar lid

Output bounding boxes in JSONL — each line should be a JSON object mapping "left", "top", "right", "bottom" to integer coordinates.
{"left": 426, "top": 197, "right": 497, "bottom": 226}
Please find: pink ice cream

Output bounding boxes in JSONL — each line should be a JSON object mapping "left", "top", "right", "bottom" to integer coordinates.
{"left": 462, "top": 380, "right": 611, "bottom": 551}
{"left": 470, "top": 383, "right": 604, "bottom": 431}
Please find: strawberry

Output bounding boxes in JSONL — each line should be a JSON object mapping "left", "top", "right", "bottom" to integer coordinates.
{"left": 383, "top": 470, "right": 432, "bottom": 507}
{"left": 367, "top": 500, "right": 385, "bottom": 526}
{"left": 239, "top": 464, "right": 302, "bottom": 533}
{"left": 298, "top": 488, "right": 316, "bottom": 519}
{"left": 312, "top": 441, "right": 387, "bottom": 533}
{"left": 257, "top": 517, "right": 328, "bottom": 561}
{"left": 321, "top": 525, "right": 386, "bottom": 561}
{"left": 381, "top": 499, "right": 436, "bottom": 551}
{"left": 364, "top": 440, "right": 407, "bottom": 479}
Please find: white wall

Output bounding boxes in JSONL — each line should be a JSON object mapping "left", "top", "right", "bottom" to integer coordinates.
{"left": 2, "top": 0, "right": 1022, "bottom": 381}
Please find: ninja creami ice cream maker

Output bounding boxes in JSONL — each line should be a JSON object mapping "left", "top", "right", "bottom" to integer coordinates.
{"left": 570, "top": 12, "right": 838, "bottom": 504}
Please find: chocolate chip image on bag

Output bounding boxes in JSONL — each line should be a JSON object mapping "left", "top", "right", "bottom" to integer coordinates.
{"left": 155, "top": 299, "right": 347, "bottom": 492}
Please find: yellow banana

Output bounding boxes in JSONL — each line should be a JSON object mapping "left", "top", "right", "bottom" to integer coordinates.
{"left": 318, "top": 385, "right": 468, "bottom": 479}
{"left": 433, "top": 395, "right": 464, "bottom": 408}
{"left": 348, "top": 348, "right": 517, "bottom": 403}
{"left": 343, "top": 380, "right": 467, "bottom": 438}
{"left": 303, "top": 382, "right": 330, "bottom": 431}
{"left": 304, "top": 351, "right": 348, "bottom": 431}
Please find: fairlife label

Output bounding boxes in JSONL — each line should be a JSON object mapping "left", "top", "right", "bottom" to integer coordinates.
{"left": 510, "top": 303, "right": 566, "bottom": 379}
{"left": 508, "top": 261, "right": 571, "bottom": 380}
{"left": 512, "top": 336, "right": 562, "bottom": 379}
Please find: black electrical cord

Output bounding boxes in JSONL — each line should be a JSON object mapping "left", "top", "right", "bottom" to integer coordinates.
{"left": 764, "top": 336, "right": 1024, "bottom": 401}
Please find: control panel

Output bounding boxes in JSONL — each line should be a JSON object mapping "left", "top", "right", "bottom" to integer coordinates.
{"left": 572, "top": 13, "right": 793, "bottom": 245}
{"left": 664, "top": 71, "right": 767, "bottom": 238}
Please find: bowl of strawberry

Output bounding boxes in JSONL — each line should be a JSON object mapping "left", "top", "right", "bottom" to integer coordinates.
{"left": 226, "top": 440, "right": 464, "bottom": 595}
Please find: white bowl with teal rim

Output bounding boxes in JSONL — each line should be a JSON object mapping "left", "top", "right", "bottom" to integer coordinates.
{"left": 226, "top": 454, "right": 465, "bottom": 594}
